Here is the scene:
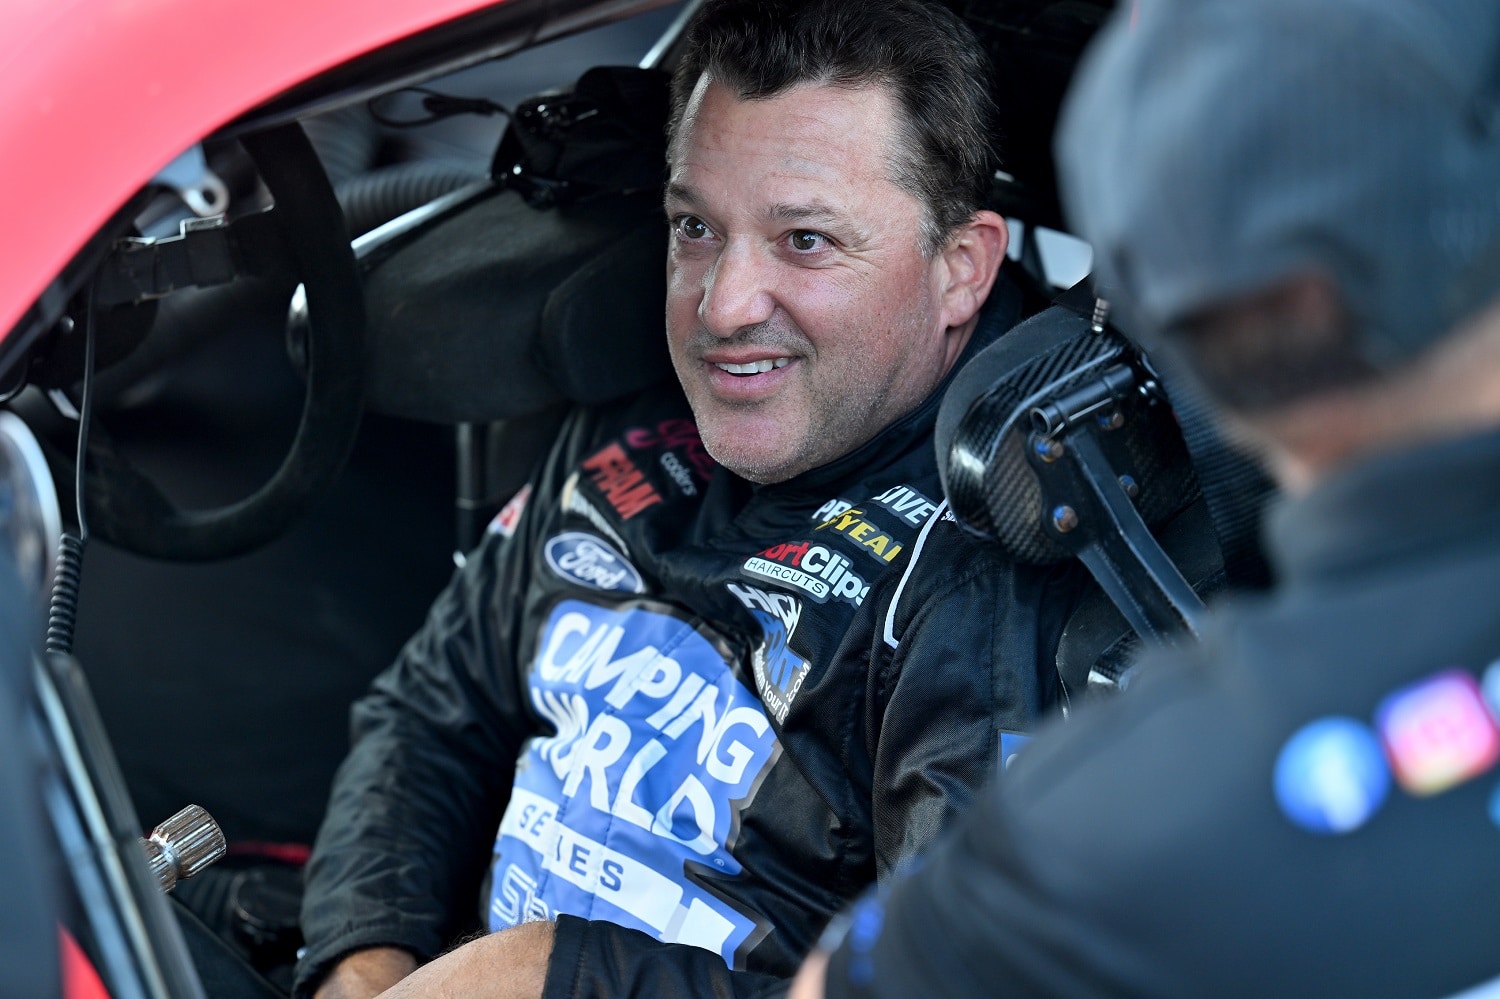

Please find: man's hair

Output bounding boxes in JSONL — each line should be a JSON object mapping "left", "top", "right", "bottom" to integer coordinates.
{"left": 668, "top": 0, "right": 999, "bottom": 256}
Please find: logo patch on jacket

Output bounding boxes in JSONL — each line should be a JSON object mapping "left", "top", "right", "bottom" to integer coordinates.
{"left": 544, "top": 533, "right": 645, "bottom": 593}
{"left": 727, "top": 583, "right": 810, "bottom": 724}
{"left": 742, "top": 541, "right": 868, "bottom": 606}
{"left": 868, "top": 484, "right": 940, "bottom": 526}
{"left": 581, "top": 442, "right": 663, "bottom": 520}
{"left": 490, "top": 601, "right": 779, "bottom": 966}
{"left": 487, "top": 483, "right": 533, "bottom": 539}
{"left": 624, "top": 418, "right": 716, "bottom": 486}
{"left": 814, "top": 507, "right": 905, "bottom": 564}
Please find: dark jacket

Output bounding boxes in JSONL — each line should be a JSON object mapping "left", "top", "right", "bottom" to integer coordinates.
{"left": 824, "top": 428, "right": 1500, "bottom": 999}
{"left": 296, "top": 297, "right": 1080, "bottom": 998}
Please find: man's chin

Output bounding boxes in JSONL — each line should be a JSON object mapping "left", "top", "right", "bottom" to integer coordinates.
{"left": 699, "top": 426, "right": 803, "bottom": 485}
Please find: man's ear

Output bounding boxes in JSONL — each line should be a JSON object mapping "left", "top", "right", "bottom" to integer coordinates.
{"left": 936, "top": 209, "right": 1009, "bottom": 331}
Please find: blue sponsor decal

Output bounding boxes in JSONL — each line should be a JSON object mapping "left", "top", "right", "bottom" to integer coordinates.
{"left": 746, "top": 609, "right": 810, "bottom": 724}
{"left": 490, "top": 600, "right": 779, "bottom": 966}
{"left": 845, "top": 892, "right": 886, "bottom": 987}
{"left": 543, "top": 532, "right": 645, "bottom": 593}
{"left": 724, "top": 582, "right": 808, "bottom": 724}
{"left": 1274, "top": 717, "right": 1391, "bottom": 835}
{"left": 999, "top": 731, "right": 1031, "bottom": 772}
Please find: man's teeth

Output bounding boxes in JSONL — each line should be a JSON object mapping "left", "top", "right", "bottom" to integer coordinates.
{"left": 716, "top": 358, "right": 791, "bottom": 375}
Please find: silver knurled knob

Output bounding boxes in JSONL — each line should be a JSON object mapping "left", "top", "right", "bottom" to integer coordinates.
{"left": 141, "top": 804, "right": 226, "bottom": 893}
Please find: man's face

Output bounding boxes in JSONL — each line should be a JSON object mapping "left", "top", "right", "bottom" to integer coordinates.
{"left": 665, "top": 77, "right": 961, "bottom": 484}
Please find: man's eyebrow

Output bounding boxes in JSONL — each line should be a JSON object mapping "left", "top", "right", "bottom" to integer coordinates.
{"left": 768, "top": 202, "right": 847, "bottom": 226}
{"left": 664, "top": 183, "right": 701, "bottom": 209}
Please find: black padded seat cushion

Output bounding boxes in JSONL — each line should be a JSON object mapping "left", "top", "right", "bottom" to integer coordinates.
{"left": 360, "top": 183, "right": 671, "bottom": 424}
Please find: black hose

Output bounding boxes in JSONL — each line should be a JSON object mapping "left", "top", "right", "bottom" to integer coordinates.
{"left": 336, "top": 161, "right": 485, "bottom": 238}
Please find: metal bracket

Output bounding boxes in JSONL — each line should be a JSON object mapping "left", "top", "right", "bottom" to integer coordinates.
{"left": 1029, "top": 364, "right": 1207, "bottom": 644}
{"left": 95, "top": 210, "right": 291, "bottom": 308}
{"left": 152, "top": 145, "right": 229, "bottom": 218}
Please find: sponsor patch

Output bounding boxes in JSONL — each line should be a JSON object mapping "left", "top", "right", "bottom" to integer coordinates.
{"left": 999, "top": 731, "right": 1031, "bottom": 772}
{"left": 1377, "top": 669, "right": 1500, "bottom": 796}
{"left": 812, "top": 496, "right": 853, "bottom": 525}
{"left": 815, "top": 507, "right": 905, "bottom": 564}
{"left": 487, "top": 483, "right": 533, "bottom": 539}
{"left": 1274, "top": 717, "right": 1390, "bottom": 834}
{"left": 582, "top": 442, "right": 662, "bottom": 520}
{"left": 544, "top": 533, "right": 645, "bottom": 594}
{"left": 560, "top": 473, "right": 630, "bottom": 552}
{"left": 490, "top": 601, "right": 779, "bottom": 966}
{"left": 742, "top": 541, "right": 868, "bottom": 606}
{"left": 726, "top": 583, "right": 810, "bottom": 724}
{"left": 868, "top": 484, "right": 940, "bottom": 527}
{"left": 658, "top": 451, "right": 698, "bottom": 497}
{"left": 624, "top": 419, "right": 716, "bottom": 484}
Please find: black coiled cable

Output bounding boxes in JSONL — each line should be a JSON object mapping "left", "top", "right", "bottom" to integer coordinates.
{"left": 45, "top": 285, "right": 95, "bottom": 656}
{"left": 44, "top": 533, "right": 84, "bottom": 655}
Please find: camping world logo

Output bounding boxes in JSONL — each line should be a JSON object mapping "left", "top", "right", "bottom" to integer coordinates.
{"left": 490, "top": 600, "right": 779, "bottom": 966}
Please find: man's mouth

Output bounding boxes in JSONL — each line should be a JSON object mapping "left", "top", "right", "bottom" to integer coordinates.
{"left": 714, "top": 357, "right": 791, "bottom": 376}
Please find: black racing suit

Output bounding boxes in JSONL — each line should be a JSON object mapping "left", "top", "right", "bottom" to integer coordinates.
{"left": 823, "top": 428, "right": 1500, "bottom": 999}
{"left": 295, "top": 295, "right": 1082, "bottom": 998}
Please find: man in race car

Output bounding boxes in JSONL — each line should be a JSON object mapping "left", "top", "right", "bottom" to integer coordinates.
{"left": 296, "top": 1, "right": 1080, "bottom": 996}
{"left": 792, "top": 0, "right": 1500, "bottom": 996}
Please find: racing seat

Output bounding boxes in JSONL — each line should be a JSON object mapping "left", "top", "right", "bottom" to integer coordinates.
{"left": 339, "top": 66, "right": 679, "bottom": 554}
{"left": 936, "top": 281, "right": 1274, "bottom": 700}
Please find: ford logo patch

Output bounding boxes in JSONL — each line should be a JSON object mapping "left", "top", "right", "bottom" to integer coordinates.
{"left": 544, "top": 532, "right": 645, "bottom": 594}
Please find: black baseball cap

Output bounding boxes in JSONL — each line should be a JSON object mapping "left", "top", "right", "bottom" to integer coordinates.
{"left": 1056, "top": 0, "right": 1500, "bottom": 366}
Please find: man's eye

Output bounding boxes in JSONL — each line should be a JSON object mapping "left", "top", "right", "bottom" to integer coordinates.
{"left": 674, "top": 215, "right": 711, "bottom": 240}
{"left": 788, "top": 230, "right": 827, "bottom": 252}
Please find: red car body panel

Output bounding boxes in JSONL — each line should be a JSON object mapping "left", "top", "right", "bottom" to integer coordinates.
{"left": 0, "top": 0, "right": 509, "bottom": 341}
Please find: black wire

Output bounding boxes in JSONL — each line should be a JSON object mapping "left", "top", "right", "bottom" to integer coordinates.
{"left": 45, "top": 285, "right": 96, "bottom": 656}
{"left": 74, "top": 283, "right": 96, "bottom": 542}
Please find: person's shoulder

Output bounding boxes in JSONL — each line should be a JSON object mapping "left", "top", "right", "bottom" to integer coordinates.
{"left": 997, "top": 636, "right": 1275, "bottom": 848}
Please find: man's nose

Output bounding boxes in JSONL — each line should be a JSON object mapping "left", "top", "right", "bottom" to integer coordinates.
{"left": 699, "top": 242, "right": 775, "bottom": 336}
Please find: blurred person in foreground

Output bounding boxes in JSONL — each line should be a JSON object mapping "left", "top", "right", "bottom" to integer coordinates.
{"left": 791, "top": 0, "right": 1500, "bottom": 995}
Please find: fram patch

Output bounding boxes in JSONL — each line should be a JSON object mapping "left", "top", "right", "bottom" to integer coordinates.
{"left": 868, "top": 484, "right": 940, "bottom": 527}
{"left": 581, "top": 443, "right": 662, "bottom": 520}
{"left": 742, "top": 542, "right": 868, "bottom": 606}
{"left": 544, "top": 533, "right": 646, "bottom": 594}
{"left": 727, "top": 583, "right": 810, "bottom": 724}
{"left": 815, "top": 507, "right": 905, "bottom": 564}
{"left": 490, "top": 600, "right": 779, "bottom": 965}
